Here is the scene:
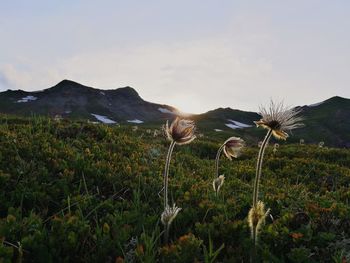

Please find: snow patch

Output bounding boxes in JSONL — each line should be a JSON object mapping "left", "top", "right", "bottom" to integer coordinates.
{"left": 158, "top": 107, "right": 174, "bottom": 114}
{"left": 100, "top": 91, "right": 105, "bottom": 95}
{"left": 17, "top": 96, "right": 38, "bottom": 103}
{"left": 91, "top": 113, "right": 116, "bottom": 124}
{"left": 227, "top": 119, "right": 252, "bottom": 128}
{"left": 214, "top": 129, "right": 223, "bottom": 132}
{"left": 127, "top": 119, "right": 144, "bottom": 124}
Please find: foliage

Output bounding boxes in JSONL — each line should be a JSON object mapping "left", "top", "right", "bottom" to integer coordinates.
{"left": 0, "top": 116, "right": 349, "bottom": 262}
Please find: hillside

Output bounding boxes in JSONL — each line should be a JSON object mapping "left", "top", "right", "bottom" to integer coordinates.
{"left": 0, "top": 80, "right": 177, "bottom": 123}
{"left": 293, "top": 96, "right": 350, "bottom": 147}
{"left": 0, "top": 80, "right": 349, "bottom": 147}
{"left": 0, "top": 116, "right": 349, "bottom": 262}
{"left": 193, "top": 96, "right": 350, "bottom": 147}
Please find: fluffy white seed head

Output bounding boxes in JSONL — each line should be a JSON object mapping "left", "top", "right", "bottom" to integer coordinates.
{"left": 255, "top": 101, "right": 303, "bottom": 140}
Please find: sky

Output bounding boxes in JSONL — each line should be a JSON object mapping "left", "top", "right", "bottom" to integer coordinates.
{"left": 0, "top": 0, "right": 349, "bottom": 113}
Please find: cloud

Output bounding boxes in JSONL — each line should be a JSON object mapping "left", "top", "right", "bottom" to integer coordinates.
{"left": 0, "top": 63, "right": 62, "bottom": 92}
{"left": 1, "top": 1, "right": 349, "bottom": 113}
{"left": 1, "top": 34, "right": 276, "bottom": 112}
{"left": 38, "top": 39, "right": 275, "bottom": 113}
{"left": 0, "top": 65, "right": 31, "bottom": 90}
{"left": 1, "top": 32, "right": 349, "bottom": 113}
{"left": 0, "top": 71, "right": 11, "bottom": 91}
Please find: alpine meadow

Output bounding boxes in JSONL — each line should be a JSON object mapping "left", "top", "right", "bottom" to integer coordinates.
{"left": 0, "top": 101, "right": 349, "bottom": 262}
{"left": 1, "top": 1, "right": 350, "bottom": 262}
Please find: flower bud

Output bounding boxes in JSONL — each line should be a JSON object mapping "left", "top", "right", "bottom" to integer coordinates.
{"left": 212, "top": 175, "right": 225, "bottom": 195}
{"left": 161, "top": 204, "right": 182, "bottom": 226}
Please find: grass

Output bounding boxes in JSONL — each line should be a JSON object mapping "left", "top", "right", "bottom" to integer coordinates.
{"left": 0, "top": 115, "right": 349, "bottom": 262}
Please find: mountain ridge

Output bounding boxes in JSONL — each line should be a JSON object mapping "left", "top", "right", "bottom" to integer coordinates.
{"left": 0, "top": 80, "right": 349, "bottom": 147}
{"left": 0, "top": 79, "right": 177, "bottom": 122}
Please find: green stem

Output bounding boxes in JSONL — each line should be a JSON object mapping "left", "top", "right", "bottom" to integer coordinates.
{"left": 164, "top": 223, "right": 170, "bottom": 244}
{"left": 164, "top": 141, "right": 176, "bottom": 209}
{"left": 252, "top": 129, "right": 272, "bottom": 207}
{"left": 252, "top": 225, "right": 257, "bottom": 245}
{"left": 215, "top": 144, "right": 225, "bottom": 178}
{"left": 250, "top": 129, "right": 272, "bottom": 262}
{"left": 251, "top": 232, "right": 257, "bottom": 263}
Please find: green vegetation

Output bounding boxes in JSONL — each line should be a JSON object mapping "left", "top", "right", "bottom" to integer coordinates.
{"left": 0, "top": 115, "right": 349, "bottom": 262}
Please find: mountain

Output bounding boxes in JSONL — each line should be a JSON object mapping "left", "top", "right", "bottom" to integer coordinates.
{"left": 293, "top": 96, "right": 350, "bottom": 147}
{"left": 195, "top": 96, "right": 350, "bottom": 147}
{"left": 0, "top": 80, "right": 178, "bottom": 124}
{"left": 0, "top": 80, "right": 349, "bottom": 147}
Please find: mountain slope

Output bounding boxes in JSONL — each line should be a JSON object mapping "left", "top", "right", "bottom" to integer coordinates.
{"left": 0, "top": 80, "right": 177, "bottom": 123}
{"left": 0, "top": 80, "right": 349, "bottom": 147}
{"left": 192, "top": 96, "right": 350, "bottom": 147}
{"left": 293, "top": 96, "right": 350, "bottom": 147}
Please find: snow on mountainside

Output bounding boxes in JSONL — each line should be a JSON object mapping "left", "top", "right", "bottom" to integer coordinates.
{"left": 17, "top": 96, "right": 38, "bottom": 103}
{"left": 158, "top": 107, "right": 174, "bottom": 114}
{"left": 0, "top": 80, "right": 178, "bottom": 123}
{"left": 91, "top": 114, "right": 117, "bottom": 124}
{"left": 225, "top": 119, "right": 253, "bottom": 129}
{"left": 0, "top": 80, "right": 349, "bottom": 147}
{"left": 127, "top": 119, "right": 144, "bottom": 124}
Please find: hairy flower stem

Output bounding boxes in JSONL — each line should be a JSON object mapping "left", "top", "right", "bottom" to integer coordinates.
{"left": 163, "top": 141, "right": 176, "bottom": 244}
{"left": 215, "top": 144, "right": 225, "bottom": 178}
{"left": 164, "top": 223, "right": 170, "bottom": 244}
{"left": 252, "top": 129, "right": 272, "bottom": 207}
{"left": 251, "top": 228, "right": 257, "bottom": 263}
{"left": 251, "top": 129, "right": 272, "bottom": 261}
{"left": 164, "top": 141, "right": 176, "bottom": 208}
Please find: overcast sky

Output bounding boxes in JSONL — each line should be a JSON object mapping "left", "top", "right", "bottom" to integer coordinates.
{"left": 0, "top": 1, "right": 349, "bottom": 113}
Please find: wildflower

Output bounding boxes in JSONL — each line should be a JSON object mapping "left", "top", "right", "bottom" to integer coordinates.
{"left": 300, "top": 138, "right": 305, "bottom": 145}
{"left": 248, "top": 201, "right": 270, "bottom": 243}
{"left": 54, "top": 115, "right": 62, "bottom": 122}
{"left": 253, "top": 101, "right": 303, "bottom": 205}
{"left": 161, "top": 203, "right": 182, "bottom": 226}
{"left": 102, "top": 223, "right": 110, "bottom": 234}
{"left": 222, "top": 137, "right": 245, "bottom": 160}
{"left": 162, "top": 118, "right": 196, "bottom": 243}
{"left": 273, "top": 143, "right": 279, "bottom": 154}
{"left": 213, "top": 137, "right": 244, "bottom": 194}
{"left": 161, "top": 203, "right": 182, "bottom": 244}
{"left": 164, "top": 117, "right": 196, "bottom": 145}
{"left": 212, "top": 175, "right": 225, "bottom": 195}
{"left": 319, "top": 141, "right": 324, "bottom": 148}
{"left": 290, "top": 232, "right": 304, "bottom": 240}
{"left": 153, "top": 129, "right": 159, "bottom": 137}
{"left": 250, "top": 100, "right": 303, "bottom": 252}
{"left": 254, "top": 101, "right": 303, "bottom": 140}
